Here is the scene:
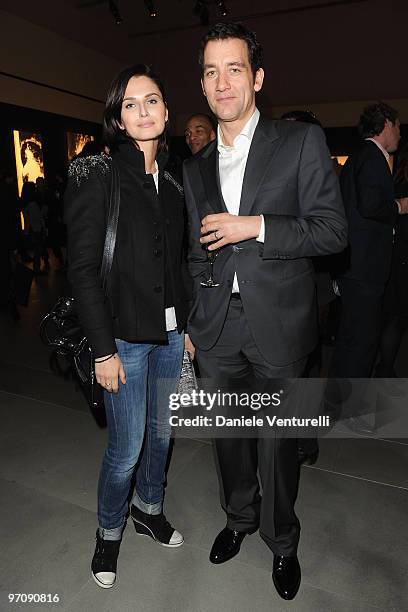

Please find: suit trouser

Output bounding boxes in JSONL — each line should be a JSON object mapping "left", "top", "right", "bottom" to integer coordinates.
{"left": 329, "top": 278, "right": 386, "bottom": 378}
{"left": 195, "top": 297, "right": 307, "bottom": 557}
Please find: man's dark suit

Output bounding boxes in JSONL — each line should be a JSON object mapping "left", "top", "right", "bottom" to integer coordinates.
{"left": 330, "top": 140, "right": 398, "bottom": 377}
{"left": 183, "top": 116, "right": 347, "bottom": 555}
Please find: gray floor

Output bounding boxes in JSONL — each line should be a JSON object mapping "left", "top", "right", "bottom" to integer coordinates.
{"left": 1, "top": 263, "right": 407, "bottom": 612}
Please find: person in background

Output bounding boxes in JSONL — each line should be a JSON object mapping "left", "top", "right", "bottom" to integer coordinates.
{"left": 184, "top": 113, "right": 216, "bottom": 154}
{"left": 375, "top": 142, "right": 408, "bottom": 376}
{"left": 65, "top": 64, "right": 192, "bottom": 590}
{"left": 330, "top": 102, "right": 408, "bottom": 378}
{"left": 281, "top": 110, "right": 336, "bottom": 364}
{"left": 21, "top": 181, "right": 48, "bottom": 276}
{"left": 45, "top": 174, "right": 67, "bottom": 271}
{"left": 35, "top": 178, "right": 51, "bottom": 271}
{"left": 0, "top": 170, "right": 21, "bottom": 320}
{"left": 280, "top": 110, "right": 330, "bottom": 465}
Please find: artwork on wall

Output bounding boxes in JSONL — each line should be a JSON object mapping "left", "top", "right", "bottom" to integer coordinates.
{"left": 332, "top": 156, "right": 348, "bottom": 166}
{"left": 331, "top": 155, "right": 349, "bottom": 176}
{"left": 67, "top": 132, "right": 95, "bottom": 161}
{"left": 13, "top": 130, "right": 45, "bottom": 196}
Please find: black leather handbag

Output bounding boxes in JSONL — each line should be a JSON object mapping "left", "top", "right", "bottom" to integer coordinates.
{"left": 40, "top": 159, "right": 120, "bottom": 411}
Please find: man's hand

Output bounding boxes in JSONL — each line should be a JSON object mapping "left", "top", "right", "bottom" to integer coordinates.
{"left": 397, "top": 197, "right": 408, "bottom": 214}
{"left": 200, "top": 213, "right": 262, "bottom": 250}
{"left": 184, "top": 334, "right": 195, "bottom": 360}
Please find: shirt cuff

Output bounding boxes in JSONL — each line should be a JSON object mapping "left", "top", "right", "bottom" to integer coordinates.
{"left": 396, "top": 200, "right": 401, "bottom": 214}
{"left": 256, "top": 214, "right": 265, "bottom": 242}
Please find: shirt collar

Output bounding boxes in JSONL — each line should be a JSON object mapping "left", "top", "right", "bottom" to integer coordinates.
{"left": 365, "top": 137, "right": 390, "bottom": 161}
{"left": 217, "top": 108, "right": 260, "bottom": 155}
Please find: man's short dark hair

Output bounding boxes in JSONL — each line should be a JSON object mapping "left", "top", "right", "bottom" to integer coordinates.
{"left": 186, "top": 113, "right": 216, "bottom": 131}
{"left": 280, "top": 110, "right": 322, "bottom": 128}
{"left": 199, "top": 22, "right": 263, "bottom": 78}
{"left": 358, "top": 102, "right": 399, "bottom": 138}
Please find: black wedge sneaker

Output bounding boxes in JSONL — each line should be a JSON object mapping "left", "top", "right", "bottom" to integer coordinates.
{"left": 130, "top": 505, "right": 184, "bottom": 547}
{"left": 91, "top": 530, "right": 121, "bottom": 589}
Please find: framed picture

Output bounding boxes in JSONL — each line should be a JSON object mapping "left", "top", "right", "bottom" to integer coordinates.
{"left": 13, "top": 130, "right": 45, "bottom": 196}
{"left": 67, "top": 132, "right": 95, "bottom": 161}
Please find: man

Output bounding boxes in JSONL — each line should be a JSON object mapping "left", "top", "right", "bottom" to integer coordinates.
{"left": 185, "top": 113, "right": 216, "bottom": 154}
{"left": 330, "top": 102, "right": 408, "bottom": 378}
{"left": 183, "top": 22, "right": 347, "bottom": 601}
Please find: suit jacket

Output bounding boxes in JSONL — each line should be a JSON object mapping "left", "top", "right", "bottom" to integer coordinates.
{"left": 183, "top": 116, "right": 347, "bottom": 366}
{"left": 64, "top": 142, "right": 191, "bottom": 358}
{"left": 384, "top": 178, "right": 408, "bottom": 315}
{"left": 338, "top": 139, "right": 398, "bottom": 285}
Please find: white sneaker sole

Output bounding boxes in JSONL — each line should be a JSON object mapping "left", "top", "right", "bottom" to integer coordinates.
{"left": 91, "top": 571, "right": 116, "bottom": 589}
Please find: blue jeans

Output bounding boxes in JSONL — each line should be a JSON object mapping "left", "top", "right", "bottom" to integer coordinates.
{"left": 97, "top": 330, "right": 183, "bottom": 540}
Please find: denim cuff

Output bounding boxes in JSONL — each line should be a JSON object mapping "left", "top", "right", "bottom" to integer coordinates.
{"left": 98, "top": 523, "right": 124, "bottom": 541}
{"left": 132, "top": 491, "right": 162, "bottom": 515}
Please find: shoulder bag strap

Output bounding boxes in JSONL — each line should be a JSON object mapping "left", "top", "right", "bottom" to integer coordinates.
{"left": 100, "top": 159, "right": 120, "bottom": 294}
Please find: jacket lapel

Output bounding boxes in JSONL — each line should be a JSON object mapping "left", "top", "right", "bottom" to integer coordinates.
{"left": 239, "top": 117, "right": 281, "bottom": 216}
{"left": 199, "top": 142, "right": 228, "bottom": 214}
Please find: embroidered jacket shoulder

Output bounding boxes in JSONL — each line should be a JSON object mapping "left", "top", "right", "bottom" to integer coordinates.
{"left": 68, "top": 153, "right": 112, "bottom": 187}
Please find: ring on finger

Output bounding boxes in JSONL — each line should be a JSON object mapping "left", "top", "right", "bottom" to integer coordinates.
{"left": 214, "top": 230, "right": 219, "bottom": 240}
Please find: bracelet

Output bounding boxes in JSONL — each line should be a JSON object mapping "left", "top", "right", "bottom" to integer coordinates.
{"left": 95, "top": 353, "right": 115, "bottom": 363}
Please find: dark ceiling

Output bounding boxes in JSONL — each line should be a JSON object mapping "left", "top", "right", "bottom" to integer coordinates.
{"left": 1, "top": 0, "right": 370, "bottom": 62}
{"left": 2, "top": 0, "right": 407, "bottom": 115}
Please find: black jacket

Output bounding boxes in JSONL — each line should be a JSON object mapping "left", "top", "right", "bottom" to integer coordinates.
{"left": 338, "top": 140, "right": 398, "bottom": 284}
{"left": 394, "top": 179, "right": 408, "bottom": 262}
{"left": 64, "top": 142, "right": 191, "bottom": 358}
{"left": 383, "top": 179, "right": 408, "bottom": 315}
{"left": 184, "top": 117, "right": 347, "bottom": 366}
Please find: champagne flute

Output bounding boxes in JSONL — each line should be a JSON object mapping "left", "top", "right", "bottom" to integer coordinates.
{"left": 201, "top": 240, "right": 221, "bottom": 288}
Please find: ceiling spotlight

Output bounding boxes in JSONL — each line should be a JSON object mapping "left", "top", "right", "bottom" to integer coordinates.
{"left": 217, "top": 1, "right": 228, "bottom": 17}
{"left": 144, "top": 0, "right": 158, "bottom": 18}
{"left": 108, "top": 0, "right": 122, "bottom": 24}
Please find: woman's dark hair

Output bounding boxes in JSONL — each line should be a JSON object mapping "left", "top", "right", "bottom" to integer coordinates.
{"left": 103, "top": 64, "right": 168, "bottom": 152}
{"left": 358, "top": 102, "right": 399, "bottom": 138}
{"left": 394, "top": 142, "right": 408, "bottom": 186}
{"left": 199, "top": 22, "right": 263, "bottom": 79}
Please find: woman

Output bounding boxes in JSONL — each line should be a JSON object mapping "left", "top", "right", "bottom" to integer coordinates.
{"left": 375, "top": 144, "right": 408, "bottom": 376}
{"left": 65, "top": 65, "right": 193, "bottom": 589}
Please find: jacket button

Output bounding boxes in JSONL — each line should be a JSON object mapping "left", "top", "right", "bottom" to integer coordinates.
{"left": 165, "top": 218, "right": 170, "bottom": 225}
{"left": 154, "top": 234, "right": 162, "bottom": 242}
{"left": 154, "top": 285, "right": 162, "bottom": 293}
{"left": 143, "top": 181, "right": 152, "bottom": 189}
{"left": 153, "top": 249, "right": 162, "bottom": 257}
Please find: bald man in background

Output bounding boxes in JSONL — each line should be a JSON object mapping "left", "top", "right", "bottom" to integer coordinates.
{"left": 185, "top": 113, "right": 216, "bottom": 155}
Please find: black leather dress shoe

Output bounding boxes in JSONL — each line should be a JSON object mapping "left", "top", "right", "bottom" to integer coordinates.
{"left": 209, "top": 527, "right": 246, "bottom": 564}
{"left": 297, "top": 446, "right": 319, "bottom": 465}
{"left": 272, "top": 555, "right": 301, "bottom": 600}
{"left": 297, "top": 439, "right": 319, "bottom": 465}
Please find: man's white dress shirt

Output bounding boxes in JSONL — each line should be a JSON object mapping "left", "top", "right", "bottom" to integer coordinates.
{"left": 217, "top": 108, "right": 264, "bottom": 293}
